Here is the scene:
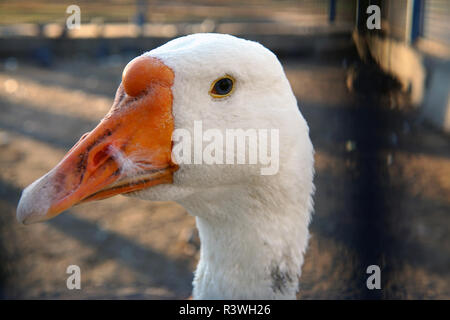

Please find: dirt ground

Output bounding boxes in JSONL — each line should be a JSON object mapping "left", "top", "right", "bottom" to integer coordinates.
{"left": 0, "top": 52, "right": 449, "bottom": 299}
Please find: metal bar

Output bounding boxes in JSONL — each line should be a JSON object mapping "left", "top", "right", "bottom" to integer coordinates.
{"left": 411, "top": 0, "right": 423, "bottom": 42}
{"left": 329, "top": 0, "right": 337, "bottom": 22}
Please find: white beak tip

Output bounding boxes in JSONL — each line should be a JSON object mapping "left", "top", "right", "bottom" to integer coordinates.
{"left": 16, "top": 178, "right": 51, "bottom": 225}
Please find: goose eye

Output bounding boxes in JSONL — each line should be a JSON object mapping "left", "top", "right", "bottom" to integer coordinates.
{"left": 210, "top": 76, "right": 235, "bottom": 98}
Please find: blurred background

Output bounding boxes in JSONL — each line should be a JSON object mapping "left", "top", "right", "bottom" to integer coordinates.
{"left": 0, "top": 0, "right": 449, "bottom": 299}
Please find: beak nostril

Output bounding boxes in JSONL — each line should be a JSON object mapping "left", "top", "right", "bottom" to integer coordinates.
{"left": 92, "top": 145, "right": 111, "bottom": 167}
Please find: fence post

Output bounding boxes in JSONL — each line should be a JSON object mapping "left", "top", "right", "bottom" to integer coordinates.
{"left": 329, "top": 0, "right": 336, "bottom": 23}
{"left": 411, "top": 0, "right": 423, "bottom": 43}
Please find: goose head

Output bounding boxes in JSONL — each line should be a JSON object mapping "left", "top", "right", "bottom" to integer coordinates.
{"left": 16, "top": 33, "right": 314, "bottom": 299}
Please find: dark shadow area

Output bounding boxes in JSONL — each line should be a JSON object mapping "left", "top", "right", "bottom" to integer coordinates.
{"left": 0, "top": 98, "right": 97, "bottom": 149}
{"left": 302, "top": 102, "right": 450, "bottom": 160}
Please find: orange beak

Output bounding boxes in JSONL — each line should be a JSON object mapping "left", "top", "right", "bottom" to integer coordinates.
{"left": 17, "top": 56, "right": 178, "bottom": 224}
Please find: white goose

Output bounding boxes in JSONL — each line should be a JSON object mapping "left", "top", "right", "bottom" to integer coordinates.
{"left": 16, "top": 33, "right": 314, "bottom": 300}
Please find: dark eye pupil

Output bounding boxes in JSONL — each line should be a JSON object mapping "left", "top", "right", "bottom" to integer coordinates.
{"left": 214, "top": 78, "right": 233, "bottom": 95}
